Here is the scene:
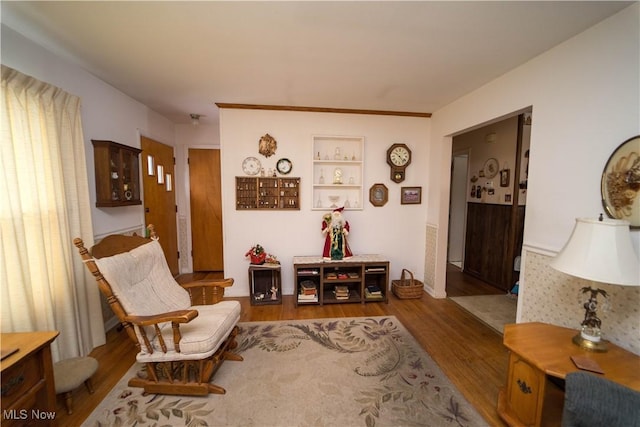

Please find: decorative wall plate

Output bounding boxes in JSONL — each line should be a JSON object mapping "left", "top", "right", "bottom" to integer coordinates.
{"left": 483, "top": 158, "right": 499, "bottom": 179}
{"left": 276, "top": 158, "right": 292, "bottom": 175}
{"left": 242, "top": 156, "right": 261, "bottom": 175}
{"left": 601, "top": 135, "right": 639, "bottom": 228}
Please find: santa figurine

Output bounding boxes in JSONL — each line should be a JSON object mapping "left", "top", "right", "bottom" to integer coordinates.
{"left": 322, "top": 207, "right": 353, "bottom": 260}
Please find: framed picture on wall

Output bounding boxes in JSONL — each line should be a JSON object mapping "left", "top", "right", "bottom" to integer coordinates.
{"left": 601, "top": 135, "right": 640, "bottom": 228}
{"left": 369, "top": 183, "right": 388, "bottom": 207}
{"left": 401, "top": 187, "right": 422, "bottom": 205}
{"left": 500, "top": 169, "right": 510, "bottom": 187}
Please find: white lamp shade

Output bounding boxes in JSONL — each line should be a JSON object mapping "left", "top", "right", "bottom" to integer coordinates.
{"left": 550, "top": 218, "right": 640, "bottom": 286}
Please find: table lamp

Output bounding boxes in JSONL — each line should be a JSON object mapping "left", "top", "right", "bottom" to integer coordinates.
{"left": 549, "top": 215, "right": 639, "bottom": 352}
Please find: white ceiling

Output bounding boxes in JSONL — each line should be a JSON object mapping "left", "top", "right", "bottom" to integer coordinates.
{"left": 2, "top": 1, "right": 632, "bottom": 126}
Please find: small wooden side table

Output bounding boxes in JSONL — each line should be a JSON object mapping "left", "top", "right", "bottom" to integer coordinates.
{"left": 497, "top": 322, "right": 640, "bottom": 427}
{"left": 248, "top": 264, "right": 282, "bottom": 305}
{"left": 1, "top": 331, "right": 60, "bottom": 426}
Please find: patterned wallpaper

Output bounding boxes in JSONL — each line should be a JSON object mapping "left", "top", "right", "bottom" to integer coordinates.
{"left": 424, "top": 224, "right": 438, "bottom": 294}
{"left": 520, "top": 247, "right": 640, "bottom": 355}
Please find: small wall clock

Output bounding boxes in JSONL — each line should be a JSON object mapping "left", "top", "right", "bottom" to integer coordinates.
{"left": 276, "top": 158, "right": 292, "bottom": 175}
{"left": 387, "top": 143, "right": 412, "bottom": 183}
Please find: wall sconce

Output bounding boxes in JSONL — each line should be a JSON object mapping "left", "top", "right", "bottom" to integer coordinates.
{"left": 190, "top": 114, "right": 201, "bottom": 126}
{"left": 549, "top": 215, "right": 639, "bottom": 351}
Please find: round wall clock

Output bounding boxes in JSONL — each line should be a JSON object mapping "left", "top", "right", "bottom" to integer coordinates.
{"left": 386, "top": 143, "right": 412, "bottom": 183}
{"left": 276, "top": 158, "right": 293, "bottom": 175}
{"left": 242, "top": 156, "right": 261, "bottom": 175}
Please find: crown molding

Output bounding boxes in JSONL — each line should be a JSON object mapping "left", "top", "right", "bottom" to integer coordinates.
{"left": 215, "top": 103, "right": 431, "bottom": 118}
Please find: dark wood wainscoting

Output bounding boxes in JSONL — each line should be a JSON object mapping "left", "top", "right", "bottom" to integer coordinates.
{"left": 464, "top": 202, "right": 525, "bottom": 291}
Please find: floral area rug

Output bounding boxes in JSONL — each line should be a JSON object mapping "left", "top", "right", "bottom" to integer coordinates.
{"left": 83, "top": 316, "right": 488, "bottom": 427}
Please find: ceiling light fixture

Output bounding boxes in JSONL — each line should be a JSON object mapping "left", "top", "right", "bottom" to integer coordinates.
{"left": 190, "top": 114, "right": 201, "bottom": 125}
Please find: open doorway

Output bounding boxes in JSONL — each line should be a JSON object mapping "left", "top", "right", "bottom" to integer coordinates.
{"left": 446, "top": 111, "right": 531, "bottom": 297}
{"left": 448, "top": 150, "right": 468, "bottom": 270}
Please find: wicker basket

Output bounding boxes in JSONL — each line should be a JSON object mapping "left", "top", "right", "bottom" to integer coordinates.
{"left": 392, "top": 269, "right": 424, "bottom": 299}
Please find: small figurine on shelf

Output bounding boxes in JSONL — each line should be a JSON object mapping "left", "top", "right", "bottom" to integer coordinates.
{"left": 322, "top": 207, "right": 353, "bottom": 260}
{"left": 270, "top": 285, "right": 278, "bottom": 300}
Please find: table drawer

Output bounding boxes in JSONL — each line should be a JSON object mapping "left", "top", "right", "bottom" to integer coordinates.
{"left": 1, "top": 353, "right": 42, "bottom": 409}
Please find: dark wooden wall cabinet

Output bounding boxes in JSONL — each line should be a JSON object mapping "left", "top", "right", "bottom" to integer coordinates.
{"left": 464, "top": 203, "right": 525, "bottom": 291}
{"left": 92, "top": 140, "right": 142, "bottom": 207}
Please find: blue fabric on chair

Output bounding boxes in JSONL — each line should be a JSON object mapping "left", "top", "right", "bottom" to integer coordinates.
{"left": 562, "top": 371, "right": 640, "bottom": 427}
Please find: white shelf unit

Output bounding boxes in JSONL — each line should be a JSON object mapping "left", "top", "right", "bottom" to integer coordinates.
{"left": 312, "top": 135, "right": 364, "bottom": 211}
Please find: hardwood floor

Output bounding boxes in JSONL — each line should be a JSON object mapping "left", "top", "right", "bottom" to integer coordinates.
{"left": 55, "top": 267, "right": 509, "bottom": 426}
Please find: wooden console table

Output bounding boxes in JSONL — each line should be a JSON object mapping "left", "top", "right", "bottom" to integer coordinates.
{"left": 1, "top": 331, "right": 59, "bottom": 426}
{"left": 497, "top": 322, "right": 640, "bottom": 427}
{"left": 293, "top": 255, "right": 389, "bottom": 306}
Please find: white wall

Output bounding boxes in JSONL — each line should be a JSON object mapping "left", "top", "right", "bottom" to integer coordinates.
{"left": 219, "top": 109, "right": 429, "bottom": 297}
{"left": 428, "top": 4, "right": 639, "bottom": 352}
{"left": 1, "top": 25, "right": 176, "bottom": 240}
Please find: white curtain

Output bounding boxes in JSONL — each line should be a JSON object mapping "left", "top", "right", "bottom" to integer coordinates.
{"left": 1, "top": 65, "right": 105, "bottom": 361}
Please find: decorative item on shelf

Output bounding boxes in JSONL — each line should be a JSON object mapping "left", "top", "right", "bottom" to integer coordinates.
{"left": 245, "top": 244, "right": 280, "bottom": 265}
{"left": 549, "top": 215, "right": 640, "bottom": 352}
{"left": 333, "top": 168, "right": 343, "bottom": 184}
{"left": 601, "top": 135, "right": 639, "bottom": 228}
{"left": 386, "top": 143, "right": 412, "bottom": 183}
{"left": 321, "top": 207, "right": 352, "bottom": 260}
{"left": 328, "top": 195, "right": 340, "bottom": 208}
{"left": 369, "top": 183, "right": 388, "bottom": 207}
{"left": 258, "top": 133, "right": 277, "bottom": 157}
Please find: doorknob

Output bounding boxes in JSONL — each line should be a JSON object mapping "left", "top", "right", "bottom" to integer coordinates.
{"left": 145, "top": 207, "right": 150, "bottom": 213}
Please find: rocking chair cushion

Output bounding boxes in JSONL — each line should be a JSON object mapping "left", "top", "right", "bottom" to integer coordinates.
{"left": 138, "top": 300, "right": 241, "bottom": 362}
{"left": 94, "top": 239, "right": 191, "bottom": 315}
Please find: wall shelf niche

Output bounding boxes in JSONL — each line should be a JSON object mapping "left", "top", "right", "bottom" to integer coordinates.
{"left": 312, "top": 135, "right": 364, "bottom": 211}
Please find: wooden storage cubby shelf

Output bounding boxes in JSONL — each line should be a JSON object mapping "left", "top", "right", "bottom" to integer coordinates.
{"left": 293, "top": 255, "right": 389, "bottom": 306}
{"left": 236, "top": 176, "right": 300, "bottom": 210}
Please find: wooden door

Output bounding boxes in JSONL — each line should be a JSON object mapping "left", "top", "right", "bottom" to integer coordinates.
{"left": 141, "top": 136, "right": 179, "bottom": 275}
{"left": 189, "top": 148, "right": 224, "bottom": 271}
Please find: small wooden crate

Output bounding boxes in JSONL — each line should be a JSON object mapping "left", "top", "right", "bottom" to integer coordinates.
{"left": 392, "top": 269, "right": 424, "bottom": 299}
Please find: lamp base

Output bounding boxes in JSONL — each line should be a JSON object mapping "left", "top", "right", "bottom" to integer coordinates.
{"left": 572, "top": 333, "right": 608, "bottom": 352}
